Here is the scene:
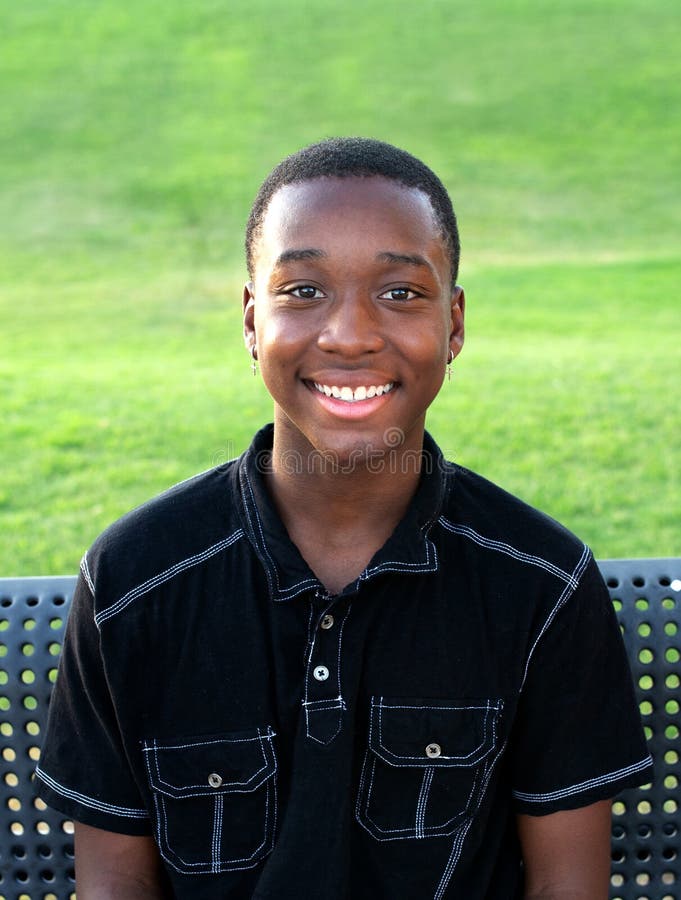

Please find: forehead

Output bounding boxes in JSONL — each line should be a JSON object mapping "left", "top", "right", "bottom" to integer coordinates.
{"left": 254, "top": 176, "right": 446, "bottom": 269}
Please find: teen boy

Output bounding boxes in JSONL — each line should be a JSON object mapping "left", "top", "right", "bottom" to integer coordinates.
{"left": 36, "top": 138, "right": 652, "bottom": 899}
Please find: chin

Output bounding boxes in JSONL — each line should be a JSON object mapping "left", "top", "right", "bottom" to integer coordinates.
{"left": 307, "top": 432, "right": 400, "bottom": 476}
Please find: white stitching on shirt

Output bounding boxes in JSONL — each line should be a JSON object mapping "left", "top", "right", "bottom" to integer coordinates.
{"left": 154, "top": 779, "right": 274, "bottom": 872}
{"left": 94, "top": 529, "right": 245, "bottom": 627}
{"left": 34, "top": 766, "right": 148, "bottom": 818}
{"left": 521, "top": 543, "right": 591, "bottom": 689}
{"left": 512, "top": 754, "right": 654, "bottom": 803}
{"left": 359, "top": 755, "right": 474, "bottom": 839}
{"left": 240, "top": 468, "right": 275, "bottom": 598}
{"left": 303, "top": 697, "right": 345, "bottom": 709}
{"left": 303, "top": 601, "right": 351, "bottom": 744}
{"left": 433, "top": 821, "right": 472, "bottom": 900}
{"left": 335, "top": 602, "right": 352, "bottom": 695}
{"left": 142, "top": 729, "right": 275, "bottom": 752}
{"left": 415, "top": 768, "right": 434, "bottom": 838}
{"left": 362, "top": 537, "right": 438, "bottom": 575}
{"left": 80, "top": 552, "right": 95, "bottom": 597}
{"left": 241, "top": 469, "right": 318, "bottom": 601}
{"left": 377, "top": 701, "right": 496, "bottom": 711}
{"left": 374, "top": 697, "right": 499, "bottom": 765}
{"left": 355, "top": 698, "right": 503, "bottom": 842}
{"left": 241, "top": 465, "right": 440, "bottom": 597}
{"left": 148, "top": 727, "right": 277, "bottom": 874}
{"left": 433, "top": 736, "right": 508, "bottom": 897}
{"left": 145, "top": 735, "right": 273, "bottom": 795}
{"left": 437, "top": 519, "right": 578, "bottom": 585}
{"left": 212, "top": 795, "right": 222, "bottom": 873}
{"left": 304, "top": 599, "right": 314, "bottom": 665}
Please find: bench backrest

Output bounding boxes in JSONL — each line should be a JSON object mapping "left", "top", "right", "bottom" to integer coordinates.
{"left": 0, "top": 560, "right": 679, "bottom": 899}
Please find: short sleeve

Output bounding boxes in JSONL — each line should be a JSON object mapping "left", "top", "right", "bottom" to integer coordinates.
{"left": 510, "top": 553, "right": 653, "bottom": 815}
{"left": 34, "top": 573, "right": 151, "bottom": 834}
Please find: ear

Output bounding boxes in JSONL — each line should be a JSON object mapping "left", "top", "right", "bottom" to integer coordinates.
{"left": 449, "top": 285, "right": 465, "bottom": 360}
{"left": 243, "top": 282, "right": 256, "bottom": 354}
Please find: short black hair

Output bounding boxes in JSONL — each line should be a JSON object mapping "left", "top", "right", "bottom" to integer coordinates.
{"left": 245, "top": 137, "right": 460, "bottom": 286}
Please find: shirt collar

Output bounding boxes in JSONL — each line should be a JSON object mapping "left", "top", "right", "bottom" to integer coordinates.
{"left": 237, "top": 424, "right": 445, "bottom": 602}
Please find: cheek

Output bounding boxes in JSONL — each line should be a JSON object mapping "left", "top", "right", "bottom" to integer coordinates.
{"left": 253, "top": 312, "right": 308, "bottom": 395}
{"left": 401, "top": 329, "right": 448, "bottom": 374}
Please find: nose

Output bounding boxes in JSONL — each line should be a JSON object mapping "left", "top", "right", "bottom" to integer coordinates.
{"left": 316, "top": 292, "right": 385, "bottom": 357}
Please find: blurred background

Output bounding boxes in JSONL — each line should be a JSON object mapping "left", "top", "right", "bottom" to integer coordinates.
{"left": 1, "top": 0, "right": 679, "bottom": 574}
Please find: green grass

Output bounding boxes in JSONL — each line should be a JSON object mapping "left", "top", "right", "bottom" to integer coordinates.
{"left": 1, "top": 0, "right": 679, "bottom": 573}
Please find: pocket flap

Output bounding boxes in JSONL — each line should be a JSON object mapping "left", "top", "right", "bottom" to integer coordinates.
{"left": 144, "top": 726, "right": 277, "bottom": 799}
{"left": 369, "top": 698, "right": 501, "bottom": 768}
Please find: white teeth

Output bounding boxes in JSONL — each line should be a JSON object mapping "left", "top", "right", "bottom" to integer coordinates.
{"left": 312, "top": 382, "right": 395, "bottom": 401}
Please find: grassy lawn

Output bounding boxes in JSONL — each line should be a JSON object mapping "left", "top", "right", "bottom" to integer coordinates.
{"left": 1, "top": 0, "right": 679, "bottom": 574}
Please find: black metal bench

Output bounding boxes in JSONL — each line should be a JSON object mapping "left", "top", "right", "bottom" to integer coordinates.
{"left": 0, "top": 560, "right": 679, "bottom": 899}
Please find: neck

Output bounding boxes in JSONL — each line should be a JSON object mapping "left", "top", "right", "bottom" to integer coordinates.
{"left": 264, "top": 426, "right": 426, "bottom": 592}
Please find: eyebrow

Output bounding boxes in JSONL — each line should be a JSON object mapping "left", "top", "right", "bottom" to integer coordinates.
{"left": 376, "top": 251, "right": 432, "bottom": 271}
{"left": 275, "top": 248, "right": 328, "bottom": 265}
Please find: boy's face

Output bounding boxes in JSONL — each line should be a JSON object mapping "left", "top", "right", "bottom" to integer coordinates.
{"left": 244, "top": 176, "right": 464, "bottom": 465}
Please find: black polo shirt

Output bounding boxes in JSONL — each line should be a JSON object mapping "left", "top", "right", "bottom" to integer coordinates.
{"left": 36, "top": 425, "right": 652, "bottom": 899}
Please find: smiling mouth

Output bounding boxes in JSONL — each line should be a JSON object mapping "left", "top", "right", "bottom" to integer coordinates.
{"left": 311, "top": 381, "right": 395, "bottom": 402}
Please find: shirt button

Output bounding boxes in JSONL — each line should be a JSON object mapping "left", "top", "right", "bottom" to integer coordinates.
{"left": 320, "top": 614, "right": 334, "bottom": 630}
{"left": 313, "top": 665, "right": 330, "bottom": 681}
{"left": 208, "top": 773, "right": 223, "bottom": 788}
{"left": 425, "top": 743, "right": 442, "bottom": 759}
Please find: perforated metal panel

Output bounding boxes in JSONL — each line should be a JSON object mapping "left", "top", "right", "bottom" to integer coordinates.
{"left": 600, "top": 558, "right": 681, "bottom": 900}
{"left": 0, "top": 564, "right": 679, "bottom": 898}
{"left": 0, "top": 577, "right": 77, "bottom": 900}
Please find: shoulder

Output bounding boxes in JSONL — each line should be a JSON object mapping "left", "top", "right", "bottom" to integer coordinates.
{"left": 436, "top": 460, "right": 592, "bottom": 587}
{"left": 81, "top": 459, "right": 248, "bottom": 622}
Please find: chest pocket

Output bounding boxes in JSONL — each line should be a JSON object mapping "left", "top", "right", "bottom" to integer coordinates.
{"left": 143, "top": 727, "right": 277, "bottom": 875}
{"left": 355, "top": 697, "right": 501, "bottom": 841}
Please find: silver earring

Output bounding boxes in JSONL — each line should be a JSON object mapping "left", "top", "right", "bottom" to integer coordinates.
{"left": 250, "top": 346, "right": 258, "bottom": 376}
{"left": 446, "top": 349, "right": 454, "bottom": 381}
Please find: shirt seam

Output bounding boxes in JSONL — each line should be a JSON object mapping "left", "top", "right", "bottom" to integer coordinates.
{"left": 437, "top": 519, "right": 579, "bottom": 585}
{"left": 93, "top": 529, "right": 246, "bottom": 628}
{"left": 240, "top": 466, "right": 318, "bottom": 601}
{"left": 35, "top": 766, "right": 148, "bottom": 819}
{"left": 520, "top": 543, "right": 591, "bottom": 689}
{"left": 512, "top": 753, "right": 654, "bottom": 803}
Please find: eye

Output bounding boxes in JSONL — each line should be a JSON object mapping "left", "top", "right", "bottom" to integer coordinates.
{"left": 379, "top": 287, "right": 420, "bottom": 302}
{"left": 288, "top": 285, "right": 324, "bottom": 300}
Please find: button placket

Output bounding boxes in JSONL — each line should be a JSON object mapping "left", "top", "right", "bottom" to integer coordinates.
{"left": 303, "top": 596, "right": 350, "bottom": 745}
